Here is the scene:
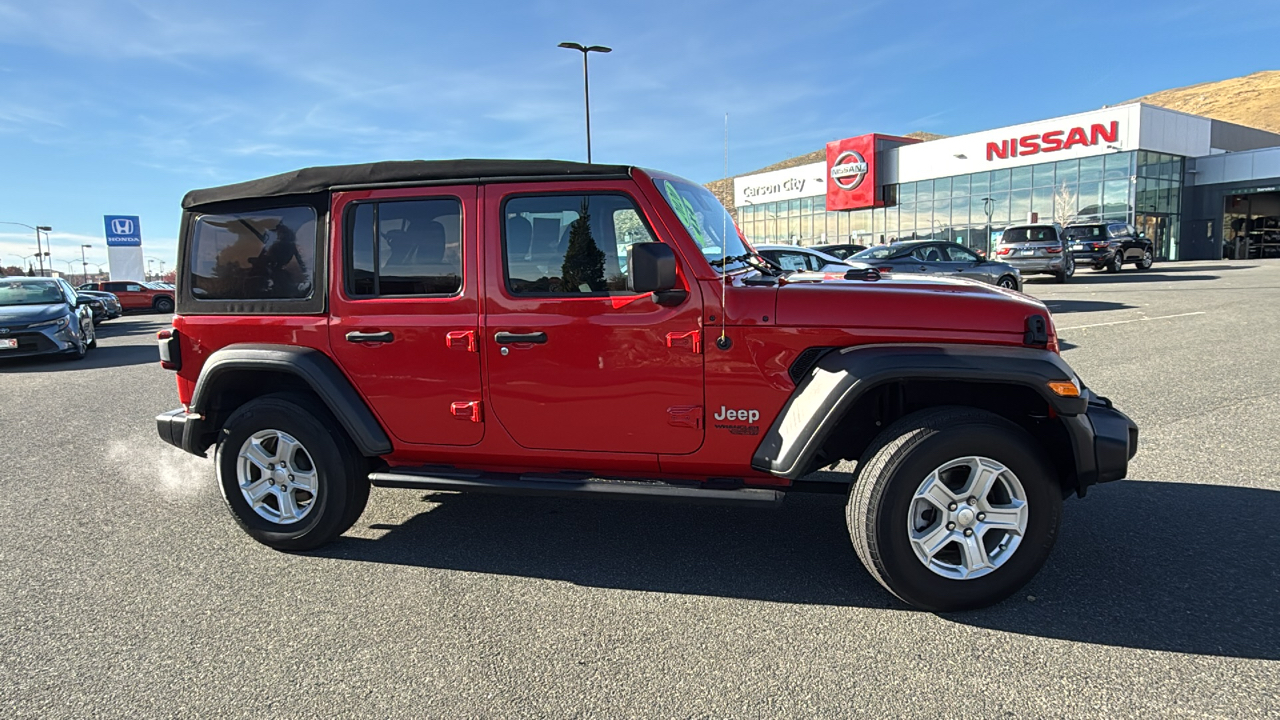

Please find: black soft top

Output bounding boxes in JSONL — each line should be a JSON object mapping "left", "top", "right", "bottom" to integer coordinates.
{"left": 182, "top": 159, "right": 633, "bottom": 209}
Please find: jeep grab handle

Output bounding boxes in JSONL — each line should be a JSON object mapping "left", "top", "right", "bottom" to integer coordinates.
{"left": 346, "top": 330, "right": 394, "bottom": 344}
{"left": 495, "top": 331, "right": 547, "bottom": 345}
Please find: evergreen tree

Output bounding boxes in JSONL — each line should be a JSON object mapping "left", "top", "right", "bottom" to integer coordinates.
{"left": 560, "top": 197, "right": 605, "bottom": 292}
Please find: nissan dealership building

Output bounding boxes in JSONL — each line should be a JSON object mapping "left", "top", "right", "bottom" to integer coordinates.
{"left": 730, "top": 103, "right": 1280, "bottom": 261}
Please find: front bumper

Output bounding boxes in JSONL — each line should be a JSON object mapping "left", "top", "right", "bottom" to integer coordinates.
{"left": 0, "top": 323, "right": 80, "bottom": 359}
{"left": 1064, "top": 391, "right": 1138, "bottom": 495}
{"left": 156, "top": 408, "right": 211, "bottom": 457}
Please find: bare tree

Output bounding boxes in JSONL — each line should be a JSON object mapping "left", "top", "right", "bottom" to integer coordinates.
{"left": 1054, "top": 183, "right": 1078, "bottom": 225}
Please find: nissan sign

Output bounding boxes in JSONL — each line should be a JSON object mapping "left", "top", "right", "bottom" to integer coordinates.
{"left": 829, "top": 150, "right": 869, "bottom": 190}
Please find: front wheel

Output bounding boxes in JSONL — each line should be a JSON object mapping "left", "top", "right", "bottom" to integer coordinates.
{"left": 996, "top": 275, "right": 1019, "bottom": 290}
{"left": 1137, "top": 249, "right": 1153, "bottom": 270}
{"left": 847, "top": 407, "right": 1062, "bottom": 611}
{"left": 215, "top": 393, "right": 370, "bottom": 551}
{"left": 153, "top": 296, "right": 174, "bottom": 314}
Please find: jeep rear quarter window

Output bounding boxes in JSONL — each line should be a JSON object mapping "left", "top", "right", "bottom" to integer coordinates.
{"left": 502, "top": 194, "right": 656, "bottom": 295}
{"left": 188, "top": 207, "right": 317, "bottom": 300}
{"left": 346, "top": 198, "right": 462, "bottom": 297}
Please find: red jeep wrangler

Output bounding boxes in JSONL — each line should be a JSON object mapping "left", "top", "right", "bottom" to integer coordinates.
{"left": 80, "top": 280, "right": 175, "bottom": 313}
{"left": 155, "top": 160, "right": 1136, "bottom": 611}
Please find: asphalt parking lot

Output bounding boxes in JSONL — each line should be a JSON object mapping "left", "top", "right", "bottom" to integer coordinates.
{"left": 2, "top": 260, "right": 1277, "bottom": 718}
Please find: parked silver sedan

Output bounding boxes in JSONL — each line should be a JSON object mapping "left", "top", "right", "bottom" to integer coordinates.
{"left": 851, "top": 240, "right": 1023, "bottom": 290}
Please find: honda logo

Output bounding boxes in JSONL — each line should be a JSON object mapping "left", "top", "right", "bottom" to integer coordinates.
{"left": 110, "top": 218, "right": 134, "bottom": 235}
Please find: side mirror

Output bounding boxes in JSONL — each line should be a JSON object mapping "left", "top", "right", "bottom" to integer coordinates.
{"left": 76, "top": 297, "right": 93, "bottom": 306}
{"left": 627, "top": 242, "right": 677, "bottom": 293}
{"left": 627, "top": 242, "right": 685, "bottom": 307}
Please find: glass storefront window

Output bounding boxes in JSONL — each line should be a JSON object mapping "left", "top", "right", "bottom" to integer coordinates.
{"left": 990, "top": 169, "right": 1011, "bottom": 193}
{"left": 1105, "top": 151, "right": 1133, "bottom": 180}
{"left": 934, "top": 197, "right": 951, "bottom": 231}
{"left": 916, "top": 201, "right": 933, "bottom": 233}
{"left": 800, "top": 197, "right": 813, "bottom": 214}
{"left": 952, "top": 175, "right": 969, "bottom": 198}
{"left": 989, "top": 193, "right": 1009, "bottom": 224}
{"left": 971, "top": 171, "right": 990, "bottom": 197}
{"left": 899, "top": 203, "right": 915, "bottom": 234}
{"left": 1079, "top": 156, "right": 1103, "bottom": 183}
{"left": 1033, "top": 163, "right": 1055, "bottom": 188}
{"left": 789, "top": 198, "right": 801, "bottom": 216}
{"left": 916, "top": 179, "right": 934, "bottom": 203}
{"left": 1032, "top": 185, "right": 1054, "bottom": 221}
{"left": 1011, "top": 166, "right": 1032, "bottom": 191}
{"left": 1103, "top": 179, "right": 1130, "bottom": 217}
{"left": 899, "top": 182, "right": 916, "bottom": 204}
{"left": 1078, "top": 181, "right": 1103, "bottom": 217}
{"left": 1010, "top": 189, "right": 1032, "bottom": 221}
{"left": 1055, "top": 158, "right": 1078, "bottom": 187}
{"left": 934, "top": 177, "right": 951, "bottom": 197}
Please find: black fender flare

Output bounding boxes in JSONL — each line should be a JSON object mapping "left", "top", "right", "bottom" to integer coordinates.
{"left": 189, "top": 344, "right": 392, "bottom": 456}
{"left": 751, "top": 344, "right": 1088, "bottom": 479}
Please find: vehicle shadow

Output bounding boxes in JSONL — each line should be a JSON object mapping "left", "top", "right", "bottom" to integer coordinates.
{"left": 318, "top": 479, "right": 1278, "bottom": 660}
{"left": 1042, "top": 299, "right": 1138, "bottom": 314}
{"left": 1029, "top": 272, "right": 1222, "bottom": 285}
{"left": 0, "top": 343, "right": 157, "bottom": 372}
{"left": 96, "top": 318, "right": 168, "bottom": 339}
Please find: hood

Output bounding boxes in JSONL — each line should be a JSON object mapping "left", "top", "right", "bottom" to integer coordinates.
{"left": 773, "top": 274, "right": 1049, "bottom": 338}
{"left": 0, "top": 303, "right": 71, "bottom": 327}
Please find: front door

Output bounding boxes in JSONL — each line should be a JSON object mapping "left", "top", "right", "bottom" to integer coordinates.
{"left": 328, "top": 186, "right": 483, "bottom": 446}
{"left": 482, "top": 182, "right": 705, "bottom": 455}
{"left": 1137, "top": 213, "right": 1171, "bottom": 260}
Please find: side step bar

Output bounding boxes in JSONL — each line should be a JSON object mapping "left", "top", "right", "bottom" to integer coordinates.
{"left": 368, "top": 470, "right": 783, "bottom": 506}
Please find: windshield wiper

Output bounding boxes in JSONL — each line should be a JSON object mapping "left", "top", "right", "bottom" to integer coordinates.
{"left": 711, "top": 252, "right": 783, "bottom": 276}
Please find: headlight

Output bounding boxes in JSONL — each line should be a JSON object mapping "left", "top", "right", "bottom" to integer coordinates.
{"left": 31, "top": 315, "right": 71, "bottom": 329}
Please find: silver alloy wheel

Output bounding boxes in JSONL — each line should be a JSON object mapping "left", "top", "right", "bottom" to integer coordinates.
{"left": 1064, "top": 254, "right": 1075, "bottom": 277}
{"left": 236, "top": 429, "right": 319, "bottom": 525}
{"left": 1139, "top": 249, "right": 1153, "bottom": 269}
{"left": 998, "top": 276, "right": 1017, "bottom": 289}
{"left": 906, "top": 456, "right": 1029, "bottom": 580}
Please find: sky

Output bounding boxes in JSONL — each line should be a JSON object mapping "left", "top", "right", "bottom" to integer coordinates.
{"left": 0, "top": 0, "right": 1276, "bottom": 275}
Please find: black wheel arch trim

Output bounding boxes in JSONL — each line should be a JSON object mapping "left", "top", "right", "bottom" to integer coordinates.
{"left": 185, "top": 343, "right": 392, "bottom": 456}
{"left": 751, "top": 344, "right": 1094, "bottom": 480}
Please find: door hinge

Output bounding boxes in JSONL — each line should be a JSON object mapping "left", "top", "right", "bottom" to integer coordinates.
{"left": 667, "top": 405, "right": 702, "bottom": 429}
{"left": 446, "top": 330, "right": 477, "bottom": 352}
{"left": 665, "top": 330, "right": 701, "bottom": 354}
{"left": 451, "top": 400, "right": 482, "bottom": 423}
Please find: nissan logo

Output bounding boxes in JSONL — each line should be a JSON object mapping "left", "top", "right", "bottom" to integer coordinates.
{"left": 110, "top": 218, "right": 134, "bottom": 235}
{"left": 830, "top": 150, "right": 869, "bottom": 190}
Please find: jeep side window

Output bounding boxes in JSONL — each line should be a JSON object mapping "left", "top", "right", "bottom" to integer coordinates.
{"left": 189, "top": 206, "right": 317, "bottom": 300}
{"left": 346, "top": 198, "right": 462, "bottom": 297}
{"left": 503, "top": 194, "right": 656, "bottom": 295}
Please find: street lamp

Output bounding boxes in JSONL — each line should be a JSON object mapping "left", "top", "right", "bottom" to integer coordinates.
{"left": 80, "top": 244, "right": 93, "bottom": 286}
{"left": 558, "top": 42, "right": 611, "bottom": 164}
{"left": 146, "top": 255, "right": 166, "bottom": 281}
{"left": 55, "top": 259, "right": 76, "bottom": 278}
{"left": 0, "top": 222, "right": 52, "bottom": 276}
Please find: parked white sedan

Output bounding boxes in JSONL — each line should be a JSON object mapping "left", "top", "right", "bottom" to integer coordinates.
{"left": 753, "top": 244, "right": 870, "bottom": 273}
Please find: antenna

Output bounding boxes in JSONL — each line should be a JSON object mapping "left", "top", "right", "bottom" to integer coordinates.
{"left": 717, "top": 112, "right": 730, "bottom": 350}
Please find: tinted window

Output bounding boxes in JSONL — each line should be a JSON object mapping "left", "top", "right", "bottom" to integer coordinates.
{"left": 1000, "top": 227, "right": 1059, "bottom": 244}
{"left": 1063, "top": 225, "right": 1106, "bottom": 240}
{"left": 104, "top": 282, "right": 129, "bottom": 292}
{"left": 944, "top": 245, "right": 979, "bottom": 262}
{"left": 504, "top": 194, "right": 656, "bottom": 295}
{"left": 346, "top": 198, "right": 462, "bottom": 297}
{"left": 189, "top": 207, "right": 317, "bottom": 300}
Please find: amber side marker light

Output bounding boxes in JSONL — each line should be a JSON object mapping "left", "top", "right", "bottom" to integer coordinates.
{"left": 1047, "top": 381, "right": 1080, "bottom": 397}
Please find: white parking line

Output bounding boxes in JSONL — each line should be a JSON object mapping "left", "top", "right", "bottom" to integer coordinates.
{"left": 1057, "top": 311, "right": 1206, "bottom": 331}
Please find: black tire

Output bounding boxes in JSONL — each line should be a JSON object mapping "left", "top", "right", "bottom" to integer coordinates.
{"left": 1137, "top": 248, "right": 1153, "bottom": 270}
{"left": 153, "top": 296, "right": 174, "bottom": 314}
{"left": 215, "top": 393, "right": 370, "bottom": 551}
{"left": 1108, "top": 249, "right": 1124, "bottom": 273}
{"left": 847, "top": 407, "right": 1062, "bottom": 612}
{"left": 996, "top": 275, "right": 1019, "bottom": 290}
{"left": 85, "top": 318, "right": 97, "bottom": 349}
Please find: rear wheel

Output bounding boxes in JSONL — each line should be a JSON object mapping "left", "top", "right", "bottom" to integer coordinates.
{"left": 215, "top": 393, "right": 370, "bottom": 551}
{"left": 847, "top": 407, "right": 1061, "bottom": 611}
{"left": 153, "top": 296, "right": 174, "bottom": 314}
{"left": 1053, "top": 255, "right": 1074, "bottom": 283}
{"left": 1108, "top": 249, "right": 1124, "bottom": 273}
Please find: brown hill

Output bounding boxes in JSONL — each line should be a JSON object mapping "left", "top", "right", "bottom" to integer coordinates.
{"left": 1128, "top": 70, "right": 1280, "bottom": 134}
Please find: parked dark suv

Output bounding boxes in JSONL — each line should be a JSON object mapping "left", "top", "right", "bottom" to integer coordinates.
{"left": 155, "top": 159, "right": 1137, "bottom": 612}
{"left": 1064, "top": 222, "right": 1155, "bottom": 272}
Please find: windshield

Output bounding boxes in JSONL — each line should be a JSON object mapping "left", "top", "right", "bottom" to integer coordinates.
{"left": 654, "top": 177, "right": 754, "bottom": 273}
{"left": 1063, "top": 226, "right": 1105, "bottom": 240}
{"left": 0, "top": 279, "right": 65, "bottom": 307}
{"left": 852, "top": 245, "right": 905, "bottom": 260}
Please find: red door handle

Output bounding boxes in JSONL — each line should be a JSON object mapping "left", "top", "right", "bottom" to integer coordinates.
{"left": 446, "top": 330, "right": 476, "bottom": 352}
{"left": 666, "top": 330, "right": 701, "bottom": 354}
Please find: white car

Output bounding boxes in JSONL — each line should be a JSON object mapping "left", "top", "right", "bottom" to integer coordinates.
{"left": 753, "top": 244, "right": 871, "bottom": 273}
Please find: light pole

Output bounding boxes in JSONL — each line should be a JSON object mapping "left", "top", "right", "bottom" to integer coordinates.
{"left": 80, "top": 244, "right": 93, "bottom": 286}
{"left": 146, "top": 258, "right": 154, "bottom": 280}
{"left": 982, "top": 197, "right": 995, "bottom": 256}
{"left": 558, "top": 42, "right": 611, "bottom": 164}
{"left": 146, "top": 255, "right": 166, "bottom": 282}
{"left": 55, "top": 260, "right": 76, "bottom": 279}
{"left": 0, "top": 222, "right": 52, "bottom": 275}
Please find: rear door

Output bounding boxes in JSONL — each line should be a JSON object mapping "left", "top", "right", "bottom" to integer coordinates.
{"left": 103, "top": 281, "right": 146, "bottom": 309}
{"left": 481, "top": 181, "right": 705, "bottom": 454}
{"left": 328, "top": 186, "right": 484, "bottom": 447}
